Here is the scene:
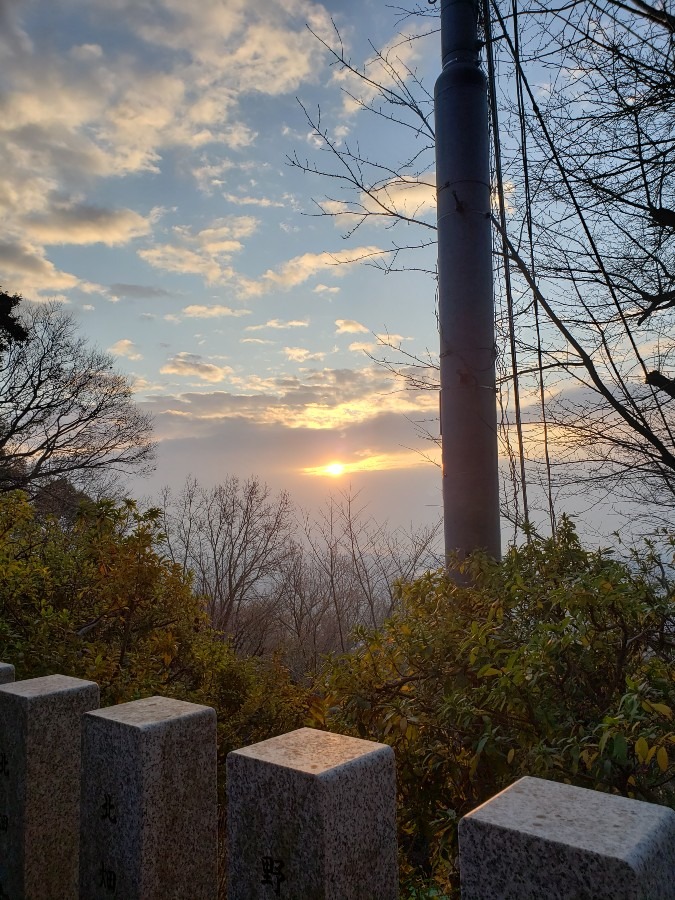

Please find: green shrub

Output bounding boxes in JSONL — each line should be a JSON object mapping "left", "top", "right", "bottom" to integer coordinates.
{"left": 311, "top": 518, "right": 675, "bottom": 894}
{"left": 0, "top": 490, "right": 309, "bottom": 781}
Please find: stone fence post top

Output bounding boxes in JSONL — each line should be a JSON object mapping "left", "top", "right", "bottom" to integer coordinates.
{"left": 228, "top": 726, "right": 394, "bottom": 775}
{"left": 461, "top": 775, "right": 675, "bottom": 859}
{"left": 83, "top": 695, "right": 216, "bottom": 728}
{"left": 0, "top": 673, "right": 98, "bottom": 698}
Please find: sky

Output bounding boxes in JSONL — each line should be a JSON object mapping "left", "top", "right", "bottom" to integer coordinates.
{"left": 0, "top": 0, "right": 449, "bottom": 530}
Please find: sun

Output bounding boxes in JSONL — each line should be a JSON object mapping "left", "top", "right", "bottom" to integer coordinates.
{"left": 325, "top": 462, "right": 345, "bottom": 477}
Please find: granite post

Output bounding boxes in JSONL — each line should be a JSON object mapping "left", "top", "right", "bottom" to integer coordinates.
{"left": 227, "top": 727, "right": 398, "bottom": 900}
{"left": 458, "top": 775, "right": 675, "bottom": 899}
{"left": 0, "top": 664, "right": 14, "bottom": 686}
{"left": 79, "top": 695, "right": 217, "bottom": 900}
{"left": 0, "top": 674, "right": 100, "bottom": 899}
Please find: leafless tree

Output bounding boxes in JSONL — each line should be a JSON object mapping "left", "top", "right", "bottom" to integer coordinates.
{"left": 267, "top": 491, "right": 441, "bottom": 673}
{"left": 290, "top": 1, "right": 675, "bottom": 529}
{"left": 160, "top": 478, "right": 441, "bottom": 670}
{"left": 0, "top": 303, "right": 154, "bottom": 496}
{"left": 160, "top": 476, "right": 295, "bottom": 645}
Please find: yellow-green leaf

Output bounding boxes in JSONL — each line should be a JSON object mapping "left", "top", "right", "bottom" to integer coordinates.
{"left": 635, "top": 737, "right": 648, "bottom": 764}
{"left": 651, "top": 703, "right": 673, "bottom": 720}
{"left": 477, "top": 666, "right": 502, "bottom": 678}
{"left": 507, "top": 748, "right": 515, "bottom": 764}
{"left": 657, "top": 746, "right": 669, "bottom": 773}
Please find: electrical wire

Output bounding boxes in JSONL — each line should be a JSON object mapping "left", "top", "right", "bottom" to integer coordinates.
{"left": 483, "top": 0, "right": 531, "bottom": 534}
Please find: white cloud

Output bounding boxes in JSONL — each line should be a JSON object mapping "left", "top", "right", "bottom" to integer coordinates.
{"left": 313, "top": 284, "right": 341, "bottom": 295}
{"left": 24, "top": 204, "right": 151, "bottom": 246}
{"left": 192, "top": 159, "right": 235, "bottom": 193}
{"left": 241, "top": 337, "right": 275, "bottom": 345}
{"left": 0, "top": 239, "right": 82, "bottom": 297}
{"left": 139, "top": 217, "right": 257, "bottom": 284}
{"left": 160, "top": 352, "right": 233, "bottom": 383}
{"left": 283, "top": 347, "right": 326, "bottom": 363}
{"left": 376, "top": 333, "right": 409, "bottom": 346}
{"left": 349, "top": 341, "right": 375, "bottom": 353}
{"left": 140, "top": 245, "right": 231, "bottom": 283}
{"left": 335, "top": 319, "right": 368, "bottom": 334}
{"left": 334, "top": 26, "right": 432, "bottom": 115}
{"left": 182, "top": 304, "right": 252, "bottom": 318}
{"left": 245, "top": 319, "right": 309, "bottom": 331}
{"left": 0, "top": 0, "right": 335, "bottom": 299}
{"left": 223, "top": 193, "right": 285, "bottom": 208}
{"left": 69, "top": 44, "right": 104, "bottom": 61}
{"left": 253, "top": 246, "right": 383, "bottom": 292}
{"left": 143, "top": 365, "right": 438, "bottom": 432}
{"left": 108, "top": 338, "right": 143, "bottom": 360}
{"left": 323, "top": 178, "right": 436, "bottom": 228}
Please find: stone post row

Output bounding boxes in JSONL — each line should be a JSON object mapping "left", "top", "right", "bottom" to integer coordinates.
{"left": 0, "top": 674, "right": 99, "bottom": 899}
{"left": 227, "top": 727, "right": 399, "bottom": 900}
{"left": 458, "top": 775, "right": 675, "bottom": 900}
{"left": 79, "top": 696, "right": 217, "bottom": 899}
{"left": 0, "top": 671, "right": 218, "bottom": 900}
{"left": 4, "top": 663, "right": 675, "bottom": 900}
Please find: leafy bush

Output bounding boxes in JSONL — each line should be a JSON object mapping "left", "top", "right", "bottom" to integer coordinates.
{"left": 310, "top": 518, "right": 675, "bottom": 894}
{"left": 0, "top": 490, "right": 308, "bottom": 763}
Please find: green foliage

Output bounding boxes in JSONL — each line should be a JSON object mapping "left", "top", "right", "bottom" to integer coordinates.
{"left": 0, "top": 491, "right": 309, "bottom": 778}
{"left": 311, "top": 518, "right": 675, "bottom": 894}
{"left": 0, "top": 287, "right": 28, "bottom": 352}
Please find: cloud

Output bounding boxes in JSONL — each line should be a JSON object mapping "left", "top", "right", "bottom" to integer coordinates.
{"left": 245, "top": 318, "right": 309, "bottom": 331}
{"left": 140, "top": 244, "right": 232, "bottom": 283}
{"left": 223, "top": 193, "right": 285, "bottom": 208}
{"left": 334, "top": 26, "right": 433, "bottom": 115}
{"left": 139, "top": 216, "right": 257, "bottom": 284}
{"left": 313, "top": 284, "right": 341, "bottom": 295}
{"left": 250, "top": 245, "right": 383, "bottom": 293}
{"left": 375, "top": 333, "right": 408, "bottom": 346}
{"left": 0, "top": 239, "right": 81, "bottom": 297}
{"left": 108, "top": 283, "right": 171, "bottom": 300}
{"left": 335, "top": 319, "right": 368, "bottom": 334}
{"left": 0, "top": 0, "right": 336, "bottom": 299}
{"left": 283, "top": 347, "right": 326, "bottom": 363}
{"left": 303, "top": 449, "right": 436, "bottom": 476}
{"left": 160, "top": 352, "right": 233, "bottom": 383}
{"left": 241, "top": 337, "right": 275, "bottom": 345}
{"left": 323, "top": 178, "right": 436, "bottom": 227}
{"left": 23, "top": 204, "right": 151, "bottom": 246}
{"left": 182, "top": 304, "right": 252, "bottom": 318}
{"left": 123, "top": 0, "right": 336, "bottom": 95}
{"left": 69, "top": 43, "right": 104, "bottom": 61}
{"left": 108, "top": 338, "right": 143, "bottom": 360}
{"left": 142, "top": 365, "right": 438, "bottom": 431}
{"left": 349, "top": 341, "right": 375, "bottom": 353}
{"left": 192, "top": 159, "right": 235, "bottom": 193}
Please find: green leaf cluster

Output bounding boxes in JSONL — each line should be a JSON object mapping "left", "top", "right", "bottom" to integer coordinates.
{"left": 0, "top": 490, "right": 309, "bottom": 790}
{"left": 311, "top": 517, "right": 675, "bottom": 895}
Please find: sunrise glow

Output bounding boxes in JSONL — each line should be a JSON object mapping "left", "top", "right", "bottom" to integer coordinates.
{"left": 302, "top": 449, "right": 441, "bottom": 478}
{"left": 325, "top": 462, "right": 345, "bottom": 477}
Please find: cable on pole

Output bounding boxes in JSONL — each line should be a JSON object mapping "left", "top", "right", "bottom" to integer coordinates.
{"left": 511, "top": 0, "right": 557, "bottom": 535}
{"left": 483, "top": 0, "right": 531, "bottom": 535}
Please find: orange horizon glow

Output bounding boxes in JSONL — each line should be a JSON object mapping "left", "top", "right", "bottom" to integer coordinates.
{"left": 302, "top": 449, "right": 441, "bottom": 478}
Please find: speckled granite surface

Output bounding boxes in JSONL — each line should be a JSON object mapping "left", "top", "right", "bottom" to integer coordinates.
{"left": 227, "top": 727, "right": 398, "bottom": 900}
{"left": 458, "top": 775, "right": 675, "bottom": 899}
{"left": 0, "top": 674, "right": 100, "bottom": 899}
{"left": 0, "top": 663, "right": 14, "bottom": 685}
{"left": 79, "top": 695, "right": 217, "bottom": 900}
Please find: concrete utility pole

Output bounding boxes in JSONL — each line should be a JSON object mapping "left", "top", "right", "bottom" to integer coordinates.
{"left": 435, "top": 0, "right": 501, "bottom": 561}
